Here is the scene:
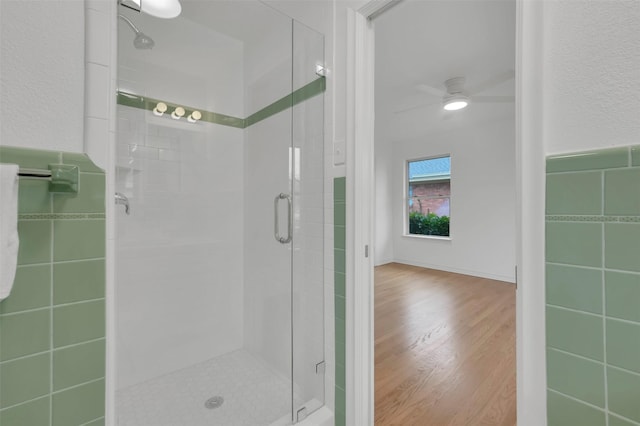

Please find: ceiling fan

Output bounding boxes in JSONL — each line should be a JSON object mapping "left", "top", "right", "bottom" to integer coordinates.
{"left": 394, "top": 70, "right": 515, "bottom": 114}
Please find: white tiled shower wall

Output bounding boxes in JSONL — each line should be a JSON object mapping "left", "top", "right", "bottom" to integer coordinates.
{"left": 115, "top": 107, "right": 245, "bottom": 388}
{"left": 83, "top": 0, "right": 340, "bottom": 421}
{"left": 114, "top": 8, "right": 247, "bottom": 389}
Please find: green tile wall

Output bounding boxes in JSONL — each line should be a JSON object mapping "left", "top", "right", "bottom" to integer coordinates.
{"left": 0, "top": 146, "right": 106, "bottom": 426}
{"left": 546, "top": 145, "right": 640, "bottom": 426}
{"left": 334, "top": 177, "right": 346, "bottom": 426}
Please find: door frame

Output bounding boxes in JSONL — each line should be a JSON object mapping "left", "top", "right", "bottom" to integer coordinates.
{"left": 345, "top": 0, "right": 547, "bottom": 425}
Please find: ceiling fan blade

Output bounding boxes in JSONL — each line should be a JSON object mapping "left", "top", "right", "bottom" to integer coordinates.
{"left": 467, "top": 70, "right": 515, "bottom": 95}
{"left": 393, "top": 100, "right": 439, "bottom": 114}
{"left": 473, "top": 95, "right": 515, "bottom": 103}
{"left": 416, "top": 83, "right": 445, "bottom": 97}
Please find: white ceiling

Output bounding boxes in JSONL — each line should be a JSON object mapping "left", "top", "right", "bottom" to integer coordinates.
{"left": 374, "top": 0, "right": 516, "bottom": 143}
{"left": 179, "top": 0, "right": 291, "bottom": 45}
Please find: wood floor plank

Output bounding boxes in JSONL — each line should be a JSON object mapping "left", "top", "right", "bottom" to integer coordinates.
{"left": 374, "top": 263, "right": 516, "bottom": 426}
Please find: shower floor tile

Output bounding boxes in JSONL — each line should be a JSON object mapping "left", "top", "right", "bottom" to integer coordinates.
{"left": 117, "top": 349, "right": 297, "bottom": 426}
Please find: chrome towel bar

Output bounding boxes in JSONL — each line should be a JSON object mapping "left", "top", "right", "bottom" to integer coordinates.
{"left": 1, "top": 164, "right": 79, "bottom": 193}
{"left": 17, "top": 168, "right": 53, "bottom": 180}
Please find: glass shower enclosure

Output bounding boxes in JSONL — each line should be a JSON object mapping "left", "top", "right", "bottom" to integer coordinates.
{"left": 114, "top": 2, "right": 325, "bottom": 424}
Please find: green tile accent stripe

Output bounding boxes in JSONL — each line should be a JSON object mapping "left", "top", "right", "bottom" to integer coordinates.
{"left": 0, "top": 146, "right": 106, "bottom": 423}
{"left": 117, "top": 91, "right": 245, "bottom": 129}
{"left": 546, "top": 215, "right": 640, "bottom": 222}
{"left": 632, "top": 146, "right": 640, "bottom": 166}
{"left": 547, "top": 147, "right": 629, "bottom": 173}
{"left": 0, "top": 146, "right": 61, "bottom": 170}
{"left": 117, "top": 77, "right": 326, "bottom": 130}
{"left": 546, "top": 145, "right": 640, "bottom": 425}
{"left": 246, "top": 77, "right": 326, "bottom": 127}
{"left": 334, "top": 177, "right": 346, "bottom": 426}
{"left": 18, "top": 213, "right": 106, "bottom": 220}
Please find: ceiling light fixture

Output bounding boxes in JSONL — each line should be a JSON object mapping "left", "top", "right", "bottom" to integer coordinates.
{"left": 442, "top": 77, "right": 469, "bottom": 111}
{"left": 120, "top": 0, "right": 182, "bottom": 19}
{"left": 443, "top": 94, "right": 469, "bottom": 111}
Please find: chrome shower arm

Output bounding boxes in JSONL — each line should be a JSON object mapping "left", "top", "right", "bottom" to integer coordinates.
{"left": 118, "top": 14, "right": 141, "bottom": 35}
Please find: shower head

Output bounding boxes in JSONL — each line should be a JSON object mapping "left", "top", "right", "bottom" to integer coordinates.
{"left": 118, "top": 14, "right": 155, "bottom": 50}
{"left": 133, "top": 32, "right": 155, "bottom": 49}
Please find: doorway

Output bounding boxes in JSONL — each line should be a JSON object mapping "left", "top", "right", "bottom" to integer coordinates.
{"left": 372, "top": 1, "right": 517, "bottom": 424}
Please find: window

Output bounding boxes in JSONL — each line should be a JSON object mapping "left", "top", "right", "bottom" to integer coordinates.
{"left": 407, "top": 155, "right": 450, "bottom": 237}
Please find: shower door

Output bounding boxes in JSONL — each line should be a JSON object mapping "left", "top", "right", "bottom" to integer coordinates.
{"left": 114, "top": 1, "right": 324, "bottom": 425}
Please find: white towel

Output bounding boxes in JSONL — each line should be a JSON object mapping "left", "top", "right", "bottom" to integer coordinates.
{"left": 0, "top": 164, "right": 20, "bottom": 301}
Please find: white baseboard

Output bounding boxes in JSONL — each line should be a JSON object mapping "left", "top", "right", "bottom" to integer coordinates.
{"left": 390, "top": 258, "right": 516, "bottom": 283}
{"left": 374, "top": 257, "right": 394, "bottom": 267}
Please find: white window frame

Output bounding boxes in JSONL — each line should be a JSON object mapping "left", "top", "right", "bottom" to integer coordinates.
{"left": 404, "top": 154, "right": 452, "bottom": 239}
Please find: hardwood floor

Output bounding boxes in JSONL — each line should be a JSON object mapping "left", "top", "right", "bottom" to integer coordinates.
{"left": 374, "top": 263, "right": 516, "bottom": 426}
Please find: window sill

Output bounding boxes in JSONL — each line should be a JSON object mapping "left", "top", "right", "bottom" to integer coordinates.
{"left": 402, "top": 234, "right": 452, "bottom": 241}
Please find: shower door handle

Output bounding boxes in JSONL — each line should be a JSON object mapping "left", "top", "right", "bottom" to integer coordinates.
{"left": 274, "top": 193, "right": 292, "bottom": 244}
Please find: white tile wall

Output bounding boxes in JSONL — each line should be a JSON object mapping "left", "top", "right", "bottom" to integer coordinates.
{"left": 243, "top": 110, "right": 294, "bottom": 378}
{"left": 86, "top": 63, "right": 111, "bottom": 119}
{"left": 115, "top": 107, "right": 245, "bottom": 388}
{"left": 83, "top": 0, "right": 335, "bottom": 421}
{"left": 114, "top": 11, "right": 247, "bottom": 389}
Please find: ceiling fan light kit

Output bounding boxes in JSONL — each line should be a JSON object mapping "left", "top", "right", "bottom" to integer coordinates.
{"left": 442, "top": 77, "right": 468, "bottom": 111}
{"left": 394, "top": 71, "right": 514, "bottom": 115}
{"left": 443, "top": 94, "right": 469, "bottom": 111}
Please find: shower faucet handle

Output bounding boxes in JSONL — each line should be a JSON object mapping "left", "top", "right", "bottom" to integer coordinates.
{"left": 115, "top": 192, "right": 130, "bottom": 215}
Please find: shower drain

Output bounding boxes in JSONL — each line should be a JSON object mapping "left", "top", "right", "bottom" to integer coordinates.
{"left": 204, "top": 396, "right": 224, "bottom": 410}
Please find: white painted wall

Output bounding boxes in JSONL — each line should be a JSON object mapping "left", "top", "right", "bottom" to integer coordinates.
{"left": 542, "top": 0, "right": 640, "bottom": 155}
{"left": 115, "top": 16, "right": 246, "bottom": 389}
{"left": 0, "top": 0, "right": 85, "bottom": 152}
{"left": 378, "top": 118, "right": 516, "bottom": 282}
{"left": 374, "top": 136, "right": 394, "bottom": 265}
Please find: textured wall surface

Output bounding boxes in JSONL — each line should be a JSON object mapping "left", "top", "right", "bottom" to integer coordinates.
{"left": 543, "top": 0, "right": 640, "bottom": 154}
{"left": 0, "top": 1, "right": 85, "bottom": 152}
{"left": 0, "top": 146, "right": 106, "bottom": 426}
{"left": 545, "top": 145, "right": 640, "bottom": 426}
